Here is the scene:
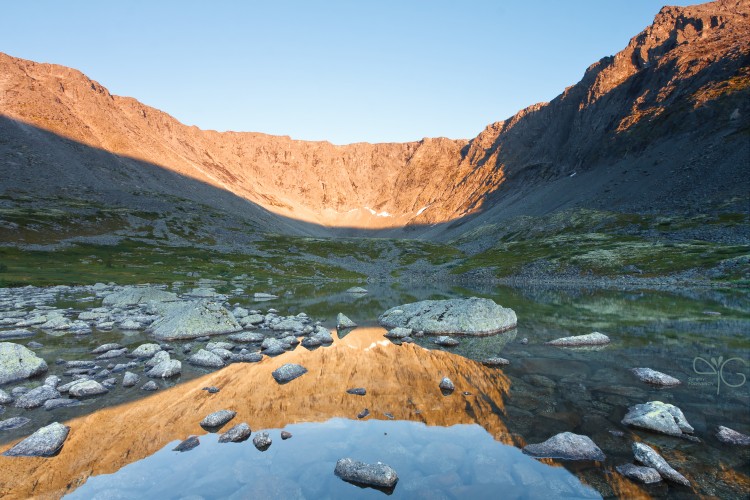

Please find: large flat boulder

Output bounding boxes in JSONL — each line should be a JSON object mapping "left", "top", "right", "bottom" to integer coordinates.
{"left": 102, "top": 286, "right": 178, "bottom": 307}
{"left": 148, "top": 301, "right": 241, "bottom": 340}
{"left": 3, "top": 422, "right": 70, "bottom": 457}
{"left": 378, "top": 298, "right": 516, "bottom": 336}
{"left": 0, "top": 342, "right": 48, "bottom": 385}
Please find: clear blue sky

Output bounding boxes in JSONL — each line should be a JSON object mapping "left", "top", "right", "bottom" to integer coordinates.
{"left": 1, "top": 1, "right": 703, "bottom": 144}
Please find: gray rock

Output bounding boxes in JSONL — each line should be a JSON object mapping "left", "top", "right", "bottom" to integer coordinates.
{"left": 228, "top": 331, "right": 265, "bottom": 343}
{"left": 149, "top": 300, "right": 241, "bottom": 340}
{"left": 44, "top": 398, "right": 82, "bottom": 410}
{"left": 357, "top": 408, "right": 370, "bottom": 419}
{"left": 347, "top": 388, "right": 366, "bottom": 396}
{"left": 27, "top": 341, "right": 44, "bottom": 349}
{"left": 201, "top": 409, "right": 236, "bottom": 428}
{"left": 129, "top": 343, "right": 162, "bottom": 359}
{"left": 272, "top": 363, "right": 307, "bottom": 384}
{"left": 546, "top": 332, "right": 610, "bottom": 347}
{"left": 15, "top": 385, "right": 61, "bottom": 409}
{"left": 230, "top": 352, "right": 263, "bottom": 363}
{"left": 482, "top": 357, "right": 510, "bottom": 367}
{"left": 312, "top": 327, "right": 333, "bottom": 344}
{"left": 345, "top": 287, "right": 368, "bottom": 294}
{"left": 209, "top": 348, "right": 234, "bottom": 361}
{"left": 337, "top": 313, "right": 357, "bottom": 330}
{"left": 434, "top": 336, "right": 459, "bottom": 347}
{"left": 261, "top": 338, "right": 286, "bottom": 355}
{"left": 122, "top": 372, "right": 139, "bottom": 387}
{"left": 188, "top": 349, "right": 225, "bottom": 368}
{"left": 622, "top": 401, "right": 694, "bottom": 437}
{"left": 253, "top": 431, "right": 272, "bottom": 450}
{"left": 3, "top": 422, "right": 70, "bottom": 457}
{"left": 44, "top": 375, "right": 61, "bottom": 388}
{"left": 631, "top": 368, "right": 681, "bottom": 386}
{"left": 716, "top": 426, "right": 750, "bottom": 446}
{"left": 141, "top": 381, "right": 159, "bottom": 391}
{"left": 439, "top": 377, "right": 455, "bottom": 392}
{"left": 102, "top": 377, "right": 117, "bottom": 388}
{"left": 66, "top": 360, "right": 95, "bottom": 368}
{"left": 241, "top": 314, "right": 265, "bottom": 326}
{"left": 385, "top": 327, "right": 412, "bottom": 339}
{"left": 91, "top": 343, "right": 123, "bottom": 355}
{"left": 616, "top": 463, "right": 662, "bottom": 484}
{"left": 281, "top": 430, "right": 292, "bottom": 440}
{"left": 57, "top": 378, "right": 90, "bottom": 393}
{"left": 202, "top": 386, "right": 220, "bottom": 393}
{"left": 633, "top": 442, "right": 690, "bottom": 486}
{"left": 102, "top": 287, "right": 178, "bottom": 307}
{"left": 69, "top": 379, "right": 109, "bottom": 398}
{"left": 0, "top": 389, "right": 12, "bottom": 404}
{"left": 119, "top": 320, "right": 141, "bottom": 330}
{"left": 334, "top": 458, "right": 398, "bottom": 489}
{"left": 206, "top": 341, "right": 235, "bottom": 351}
{"left": 147, "top": 359, "right": 182, "bottom": 378}
{"left": 0, "top": 329, "right": 34, "bottom": 340}
{"left": 301, "top": 337, "right": 321, "bottom": 348}
{"left": 145, "top": 350, "right": 171, "bottom": 369}
{"left": 218, "top": 422, "right": 252, "bottom": 443}
{"left": 96, "top": 348, "right": 128, "bottom": 360}
{"left": 11, "top": 386, "right": 29, "bottom": 397}
{"left": 0, "top": 416, "right": 30, "bottom": 430}
{"left": 173, "top": 436, "right": 200, "bottom": 452}
{"left": 231, "top": 307, "right": 249, "bottom": 318}
{"left": 270, "top": 318, "right": 305, "bottom": 332}
{"left": 379, "top": 297, "right": 516, "bottom": 335}
{"left": 0, "top": 342, "right": 48, "bottom": 384}
{"left": 523, "top": 432, "right": 605, "bottom": 461}
{"left": 253, "top": 292, "right": 278, "bottom": 299}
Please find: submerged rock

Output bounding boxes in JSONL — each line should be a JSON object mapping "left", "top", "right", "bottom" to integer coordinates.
{"left": 0, "top": 416, "right": 30, "bottom": 431}
{"left": 482, "top": 357, "right": 510, "bottom": 367}
{"left": 3, "top": 422, "right": 69, "bottom": 457}
{"left": 253, "top": 431, "right": 272, "bottom": 450}
{"left": 622, "top": 401, "right": 694, "bottom": 437}
{"left": 546, "top": 332, "right": 610, "bottom": 347}
{"left": 0, "top": 329, "right": 34, "bottom": 340}
{"left": 149, "top": 301, "right": 241, "bottom": 340}
{"left": 716, "top": 426, "right": 750, "bottom": 446}
{"left": 523, "top": 432, "right": 605, "bottom": 461}
{"left": 14, "top": 385, "right": 61, "bottom": 409}
{"left": 44, "top": 398, "right": 82, "bottom": 411}
{"left": 337, "top": 313, "right": 357, "bottom": 330}
{"left": 334, "top": 458, "right": 398, "bottom": 489}
{"left": 272, "top": 363, "right": 307, "bottom": 384}
{"left": 379, "top": 297, "right": 516, "bottom": 335}
{"left": 219, "top": 422, "right": 252, "bottom": 443}
{"left": 141, "top": 381, "right": 159, "bottom": 391}
{"left": 345, "top": 287, "right": 368, "bottom": 294}
{"left": 632, "top": 442, "right": 690, "bottom": 486}
{"left": 173, "top": 436, "right": 200, "bottom": 452}
{"left": 0, "top": 342, "right": 48, "bottom": 384}
{"left": 631, "top": 368, "right": 681, "bottom": 386}
{"left": 200, "top": 409, "right": 236, "bottom": 428}
{"left": 615, "top": 463, "right": 662, "bottom": 484}
{"left": 434, "top": 336, "right": 459, "bottom": 347}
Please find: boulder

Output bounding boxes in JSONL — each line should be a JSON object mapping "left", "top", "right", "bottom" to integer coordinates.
{"left": 122, "top": 372, "right": 139, "bottom": 387}
{"left": 68, "top": 379, "right": 109, "bottom": 398}
{"left": 147, "top": 359, "right": 182, "bottom": 378}
{"left": 0, "top": 342, "right": 48, "bottom": 384}
{"left": 91, "top": 343, "right": 122, "bottom": 354}
{"left": 379, "top": 298, "right": 516, "bottom": 336}
{"left": 630, "top": 368, "right": 681, "bottom": 386}
{"left": 546, "top": 332, "right": 610, "bottom": 346}
{"left": 482, "top": 357, "right": 510, "bottom": 367}
{"left": 128, "top": 343, "right": 162, "bottom": 359}
{"left": 615, "top": 463, "right": 662, "bottom": 484}
{"left": 272, "top": 363, "right": 308, "bottom": 384}
{"left": 218, "top": 422, "right": 252, "bottom": 443}
{"left": 102, "top": 286, "right": 178, "bottom": 307}
{"left": 621, "top": 401, "right": 694, "bottom": 437}
{"left": 334, "top": 458, "right": 398, "bottom": 489}
{"left": 716, "top": 426, "right": 750, "bottom": 446}
{"left": 3, "top": 422, "right": 70, "bottom": 457}
{"left": 270, "top": 318, "right": 305, "bottom": 332}
{"left": 384, "top": 327, "right": 411, "bottom": 339}
{"left": 253, "top": 431, "right": 272, "bottom": 450}
{"left": 145, "top": 350, "right": 170, "bottom": 369}
{"left": 228, "top": 331, "right": 265, "bottom": 343}
{"left": 173, "top": 436, "right": 200, "bottom": 452}
{"left": 141, "top": 381, "right": 158, "bottom": 391}
{"left": 434, "top": 336, "right": 459, "bottom": 347}
{"left": 188, "top": 349, "right": 225, "bottom": 369}
{"left": 337, "top": 313, "right": 357, "bottom": 330}
{"left": 201, "top": 409, "right": 236, "bottom": 428}
{"left": 632, "top": 442, "right": 690, "bottom": 486}
{"left": 149, "top": 301, "right": 241, "bottom": 340}
{"left": 523, "top": 432, "right": 605, "bottom": 461}
{"left": 14, "top": 385, "right": 61, "bottom": 409}
{"left": 96, "top": 348, "right": 128, "bottom": 360}
{"left": 230, "top": 352, "right": 263, "bottom": 363}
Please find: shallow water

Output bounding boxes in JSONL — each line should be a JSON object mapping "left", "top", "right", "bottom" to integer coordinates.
{"left": 0, "top": 282, "right": 748, "bottom": 498}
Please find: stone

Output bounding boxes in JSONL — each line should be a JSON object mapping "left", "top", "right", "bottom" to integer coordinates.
{"left": 96, "top": 348, "right": 128, "bottom": 360}
{"left": 434, "top": 336, "right": 459, "bottom": 347}
{"left": 129, "top": 343, "right": 162, "bottom": 359}
{"left": 90, "top": 343, "right": 124, "bottom": 355}
{"left": 301, "top": 337, "right": 321, "bottom": 349}
{"left": 122, "top": 372, "right": 139, "bottom": 387}
{"left": 102, "top": 286, "right": 178, "bottom": 307}
{"left": 347, "top": 387, "right": 366, "bottom": 396}
{"left": 230, "top": 352, "right": 263, "bottom": 363}
{"left": 615, "top": 463, "right": 662, "bottom": 484}
{"left": 0, "top": 342, "right": 48, "bottom": 384}
{"left": 228, "top": 331, "right": 265, "bottom": 343}
{"left": 716, "top": 426, "right": 750, "bottom": 446}
{"left": 281, "top": 431, "right": 292, "bottom": 440}
{"left": 632, "top": 442, "right": 690, "bottom": 486}
{"left": 334, "top": 458, "right": 398, "bottom": 489}
{"left": 482, "top": 357, "right": 510, "bottom": 367}
{"left": 270, "top": 318, "right": 305, "bottom": 332}
{"left": 631, "top": 368, "right": 681, "bottom": 386}
{"left": 253, "top": 431, "right": 272, "bottom": 450}
{"left": 27, "top": 341, "right": 44, "bottom": 349}
{"left": 358, "top": 408, "right": 370, "bottom": 419}
{"left": 149, "top": 300, "right": 242, "bottom": 340}
{"left": 141, "top": 381, "right": 158, "bottom": 391}
{"left": 206, "top": 341, "right": 235, "bottom": 351}
{"left": 385, "top": 327, "right": 412, "bottom": 339}
{"left": 231, "top": 307, "right": 249, "bottom": 318}
{"left": 188, "top": 349, "right": 225, "bottom": 368}
{"left": 253, "top": 292, "right": 278, "bottom": 299}
{"left": 119, "top": 320, "right": 141, "bottom": 330}
{"left": 345, "top": 287, "right": 368, "bottom": 294}
{"left": 0, "top": 329, "right": 34, "bottom": 340}
{"left": 272, "top": 363, "right": 307, "bottom": 384}
{"left": 312, "top": 327, "right": 333, "bottom": 344}
{"left": 621, "top": 401, "right": 694, "bottom": 437}
{"left": 523, "top": 432, "right": 606, "bottom": 461}
{"left": 202, "top": 386, "right": 220, "bottom": 394}
{"left": 241, "top": 314, "right": 265, "bottom": 326}
{"left": 145, "top": 350, "right": 170, "bottom": 369}
{"left": 200, "top": 409, "right": 236, "bottom": 428}
{"left": 209, "top": 348, "right": 234, "bottom": 360}
{"left": 379, "top": 297, "right": 516, "bottom": 335}
{"left": 44, "top": 398, "right": 82, "bottom": 410}
{"left": 337, "top": 313, "right": 357, "bottom": 330}
{"left": 174, "top": 436, "right": 200, "bottom": 452}
{"left": 218, "top": 422, "right": 252, "bottom": 443}
{"left": 0, "top": 389, "right": 12, "bottom": 405}
{"left": 3, "top": 422, "right": 70, "bottom": 457}
{"left": 44, "top": 375, "right": 61, "bottom": 388}
{"left": 147, "top": 359, "right": 182, "bottom": 378}
{"left": 439, "top": 377, "right": 455, "bottom": 392}
{"left": 66, "top": 360, "right": 95, "bottom": 368}
{"left": 545, "top": 332, "right": 610, "bottom": 347}
{"left": 68, "top": 379, "right": 109, "bottom": 398}
{"left": 14, "top": 385, "right": 61, "bottom": 409}
{"left": 0, "top": 416, "right": 30, "bottom": 430}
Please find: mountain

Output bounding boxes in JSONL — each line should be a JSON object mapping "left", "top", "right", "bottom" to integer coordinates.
{"left": 1, "top": 0, "right": 748, "bottom": 242}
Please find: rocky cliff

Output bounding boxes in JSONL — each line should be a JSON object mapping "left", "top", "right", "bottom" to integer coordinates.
{"left": 1, "top": 0, "right": 748, "bottom": 235}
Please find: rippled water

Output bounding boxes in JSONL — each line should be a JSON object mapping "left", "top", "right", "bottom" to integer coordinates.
{"left": 1, "top": 282, "right": 748, "bottom": 498}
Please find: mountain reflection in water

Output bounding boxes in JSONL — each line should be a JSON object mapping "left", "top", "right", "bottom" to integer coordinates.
{"left": 0, "top": 327, "right": 604, "bottom": 499}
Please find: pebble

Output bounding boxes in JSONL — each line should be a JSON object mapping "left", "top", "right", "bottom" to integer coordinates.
{"left": 202, "top": 386, "right": 220, "bottom": 394}
{"left": 346, "top": 388, "right": 366, "bottom": 396}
